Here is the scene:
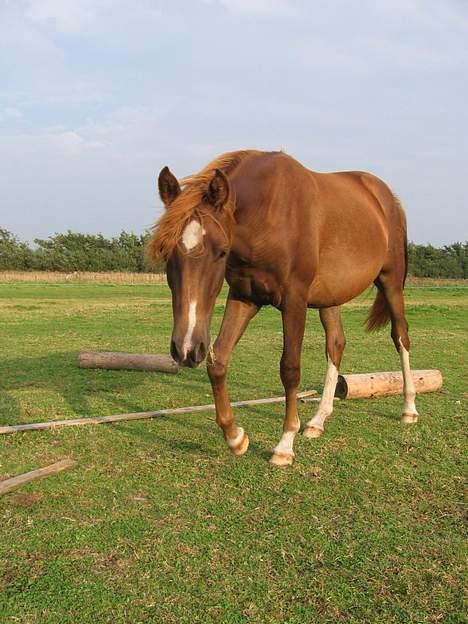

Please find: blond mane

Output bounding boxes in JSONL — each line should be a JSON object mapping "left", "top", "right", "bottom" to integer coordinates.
{"left": 147, "top": 150, "right": 261, "bottom": 261}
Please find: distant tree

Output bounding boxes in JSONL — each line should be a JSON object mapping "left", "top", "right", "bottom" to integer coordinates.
{"left": 407, "top": 241, "right": 468, "bottom": 278}
{"left": 32, "top": 230, "right": 147, "bottom": 272}
{"left": 29, "top": 229, "right": 166, "bottom": 273}
{"left": 141, "top": 230, "right": 166, "bottom": 273}
{"left": 0, "top": 228, "right": 34, "bottom": 270}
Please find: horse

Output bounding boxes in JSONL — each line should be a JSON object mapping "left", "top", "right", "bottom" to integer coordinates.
{"left": 149, "top": 149, "right": 418, "bottom": 466}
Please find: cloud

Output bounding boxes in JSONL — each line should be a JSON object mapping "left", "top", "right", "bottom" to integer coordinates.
{"left": 45, "top": 79, "right": 105, "bottom": 106}
{"left": 53, "top": 130, "right": 103, "bottom": 156}
{"left": 370, "top": 0, "right": 468, "bottom": 31}
{"left": 293, "top": 39, "right": 367, "bottom": 74}
{"left": 25, "top": 0, "right": 97, "bottom": 34}
{"left": 0, "top": 7, "right": 57, "bottom": 54}
{"left": 204, "top": 0, "right": 299, "bottom": 16}
{"left": 293, "top": 29, "right": 464, "bottom": 76}
{"left": 362, "top": 36, "right": 453, "bottom": 70}
{"left": 0, "top": 107, "right": 22, "bottom": 121}
{"left": 0, "top": 104, "right": 219, "bottom": 191}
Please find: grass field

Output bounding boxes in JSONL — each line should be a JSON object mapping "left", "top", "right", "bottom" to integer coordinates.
{"left": 0, "top": 279, "right": 466, "bottom": 623}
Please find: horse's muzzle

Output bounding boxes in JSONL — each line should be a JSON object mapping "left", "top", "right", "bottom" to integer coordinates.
{"left": 170, "top": 340, "right": 207, "bottom": 368}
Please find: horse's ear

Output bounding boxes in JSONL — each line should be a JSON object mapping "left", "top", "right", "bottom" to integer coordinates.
{"left": 158, "top": 166, "right": 181, "bottom": 207}
{"left": 206, "top": 169, "right": 230, "bottom": 211}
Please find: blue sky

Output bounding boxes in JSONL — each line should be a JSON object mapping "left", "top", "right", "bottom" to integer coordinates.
{"left": 0, "top": 0, "right": 467, "bottom": 244}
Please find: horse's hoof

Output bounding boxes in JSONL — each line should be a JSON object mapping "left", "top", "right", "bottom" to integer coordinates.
{"left": 400, "top": 413, "right": 418, "bottom": 424}
{"left": 230, "top": 433, "right": 249, "bottom": 456}
{"left": 270, "top": 451, "right": 294, "bottom": 467}
{"left": 303, "top": 426, "right": 323, "bottom": 439}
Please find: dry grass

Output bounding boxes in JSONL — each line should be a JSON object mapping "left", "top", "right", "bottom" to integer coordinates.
{"left": 406, "top": 276, "right": 467, "bottom": 286}
{"left": 0, "top": 271, "right": 167, "bottom": 284}
{"left": 1, "top": 271, "right": 466, "bottom": 287}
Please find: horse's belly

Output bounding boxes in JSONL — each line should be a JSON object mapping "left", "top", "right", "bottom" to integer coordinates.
{"left": 306, "top": 252, "right": 384, "bottom": 307}
{"left": 307, "top": 277, "right": 371, "bottom": 308}
{"left": 305, "top": 202, "right": 389, "bottom": 306}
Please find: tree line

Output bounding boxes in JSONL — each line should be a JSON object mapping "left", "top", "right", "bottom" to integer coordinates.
{"left": 0, "top": 228, "right": 164, "bottom": 273}
{"left": 1, "top": 228, "right": 467, "bottom": 278}
{"left": 407, "top": 241, "right": 467, "bottom": 279}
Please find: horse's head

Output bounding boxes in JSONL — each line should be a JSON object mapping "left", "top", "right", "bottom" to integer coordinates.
{"left": 155, "top": 166, "right": 233, "bottom": 368}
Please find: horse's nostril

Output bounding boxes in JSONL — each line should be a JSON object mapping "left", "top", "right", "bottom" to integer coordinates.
{"left": 193, "top": 342, "right": 207, "bottom": 364}
{"left": 198, "top": 342, "right": 207, "bottom": 362}
{"left": 171, "top": 340, "right": 207, "bottom": 367}
{"left": 170, "top": 340, "right": 180, "bottom": 363}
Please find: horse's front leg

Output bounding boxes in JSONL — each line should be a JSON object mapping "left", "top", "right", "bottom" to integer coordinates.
{"left": 207, "top": 293, "right": 259, "bottom": 456}
{"left": 270, "top": 297, "right": 307, "bottom": 467}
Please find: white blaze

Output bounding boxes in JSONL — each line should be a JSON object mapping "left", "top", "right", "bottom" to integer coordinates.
{"left": 182, "top": 301, "right": 197, "bottom": 359}
{"left": 179, "top": 220, "right": 205, "bottom": 360}
{"left": 181, "top": 220, "right": 205, "bottom": 251}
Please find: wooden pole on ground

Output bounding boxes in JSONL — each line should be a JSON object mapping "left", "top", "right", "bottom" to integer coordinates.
{"left": 335, "top": 369, "right": 442, "bottom": 400}
{"left": 0, "top": 459, "right": 77, "bottom": 496}
{"left": 0, "top": 390, "right": 318, "bottom": 435}
{"left": 78, "top": 351, "right": 179, "bottom": 374}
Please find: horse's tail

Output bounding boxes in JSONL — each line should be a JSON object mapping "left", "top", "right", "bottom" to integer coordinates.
{"left": 402, "top": 221, "right": 409, "bottom": 289}
{"left": 366, "top": 289, "right": 391, "bottom": 331}
{"left": 366, "top": 192, "right": 408, "bottom": 332}
{"left": 395, "top": 192, "right": 409, "bottom": 290}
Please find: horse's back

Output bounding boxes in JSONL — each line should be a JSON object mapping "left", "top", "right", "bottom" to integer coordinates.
{"left": 228, "top": 152, "right": 405, "bottom": 308}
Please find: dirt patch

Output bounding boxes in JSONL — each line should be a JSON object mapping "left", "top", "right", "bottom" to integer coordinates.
{"left": 9, "top": 493, "right": 42, "bottom": 507}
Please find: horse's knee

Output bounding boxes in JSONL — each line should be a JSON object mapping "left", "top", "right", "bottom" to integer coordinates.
{"left": 280, "top": 358, "right": 300, "bottom": 388}
{"left": 333, "top": 333, "right": 346, "bottom": 356}
{"left": 207, "top": 356, "right": 227, "bottom": 386}
{"left": 327, "top": 333, "right": 346, "bottom": 367}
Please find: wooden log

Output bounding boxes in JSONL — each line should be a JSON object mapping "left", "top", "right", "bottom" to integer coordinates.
{"left": 0, "top": 459, "right": 77, "bottom": 496}
{"left": 0, "top": 390, "right": 317, "bottom": 435}
{"left": 78, "top": 351, "right": 179, "bottom": 374}
{"left": 335, "top": 369, "right": 443, "bottom": 400}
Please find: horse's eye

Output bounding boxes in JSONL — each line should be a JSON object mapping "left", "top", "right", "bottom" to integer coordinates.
{"left": 218, "top": 250, "right": 227, "bottom": 260}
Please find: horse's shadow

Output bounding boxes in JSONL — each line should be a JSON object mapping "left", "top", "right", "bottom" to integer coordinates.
{"left": 0, "top": 349, "right": 285, "bottom": 463}
{"left": 0, "top": 349, "right": 403, "bottom": 459}
{"left": 0, "top": 351, "right": 264, "bottom": 430}
{"left": 0, "top": 351, "right": 149, "bottom": 426}
{"left": 111, "top": 402, "right": 275, "bottom": 460}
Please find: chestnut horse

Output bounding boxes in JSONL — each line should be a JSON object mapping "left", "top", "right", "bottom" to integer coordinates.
{"left": 149, "top": 150, "right": 418, "bottom": 466}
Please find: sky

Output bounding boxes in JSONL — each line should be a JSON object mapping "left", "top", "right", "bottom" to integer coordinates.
{"left": 0, "top": 0, "right": 467, "bottom": 245}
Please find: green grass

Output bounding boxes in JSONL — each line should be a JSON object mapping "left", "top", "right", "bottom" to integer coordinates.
{"left": 0, "top": 281, "right": 466, "bottom": 623}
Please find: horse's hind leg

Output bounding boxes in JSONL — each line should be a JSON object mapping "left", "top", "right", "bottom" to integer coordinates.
{"left": 270, "top": 296, "right": 308, "bottom": 467}
{"left": 304, "top": 306, "right": 345, "bottom": 438}
{"left": 376, "top": 276, "right": 418, "bottom": 423}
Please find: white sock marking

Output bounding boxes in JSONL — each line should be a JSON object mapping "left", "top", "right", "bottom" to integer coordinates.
{"left": 273, "top": 431, "right": 296, "bottom": 456}
{"left": 182, "top": 300, "right": 197, "bottom": 359}
{"left": 306, "top": 356, "right": 338, "bottom": 431}
{"left": 181, "top": 220, "right": 205, "bottom": 251}
{"left": 226, "top": 427, "right": 244, "bottom": 449}
{"left": 399, "top": 338, "right": 418, "bottom": 415}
